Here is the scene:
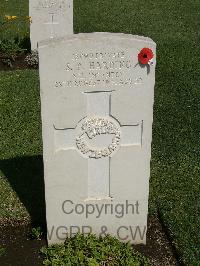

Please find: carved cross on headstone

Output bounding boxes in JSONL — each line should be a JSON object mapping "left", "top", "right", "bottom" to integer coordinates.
{"left": 54, "top": 91, "right": 143, "bottom": 199}
{"left": 44, "top": 13, "right": 59, "bottom": 38}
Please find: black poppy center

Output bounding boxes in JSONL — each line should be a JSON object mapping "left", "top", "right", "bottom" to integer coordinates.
{"left": 143, "top": 54, "right": 148, "bottom": 58}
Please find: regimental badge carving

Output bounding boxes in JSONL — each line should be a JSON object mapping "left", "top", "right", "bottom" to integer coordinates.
{"left": 76, "top": 117, "right": 121, "bottom": 159}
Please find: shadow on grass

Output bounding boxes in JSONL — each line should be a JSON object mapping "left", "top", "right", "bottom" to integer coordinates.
{"left": 19, "top": 37, "right": 31, "bottom": 52}
{"left": 0, "top": 36, "right": 31, "bottom": 54}
{"left": 0, "top": 156, "right": 46, "bottom": 226}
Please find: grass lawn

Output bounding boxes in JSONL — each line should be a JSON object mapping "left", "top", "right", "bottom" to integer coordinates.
{"left": 0, "top": 0, "right": 200, "bottom": 265}
{"left": 0, "top": 0, "right": 29, "bottom": 41}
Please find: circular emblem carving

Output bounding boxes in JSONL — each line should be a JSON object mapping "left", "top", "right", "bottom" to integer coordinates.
{"left": 76, "top": 117, "right": 121, "bottom": 159}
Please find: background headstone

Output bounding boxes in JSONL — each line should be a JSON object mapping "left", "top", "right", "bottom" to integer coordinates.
{"left": 29, "top": 0, "right": 73, "bottom": 50}
{"left": 38, "top": 33, "right": 156, "bottom": 245}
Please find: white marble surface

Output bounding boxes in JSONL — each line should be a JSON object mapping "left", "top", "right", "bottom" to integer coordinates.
{"left": 38, "top": 33, "right": 156, "bottom": 245}
{"left": 30, "top": 0, "right": 73, "bottom": 50}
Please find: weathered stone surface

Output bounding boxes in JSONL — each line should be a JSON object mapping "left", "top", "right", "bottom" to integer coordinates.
{"left": 30, "top": 0, "right": 73, "bottom": 50}
{"left": 38, "top": 33, "right": 156, "bottom": 245}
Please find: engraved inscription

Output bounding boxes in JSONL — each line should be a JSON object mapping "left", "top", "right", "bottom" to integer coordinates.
{"left": 76, "top": 117, "right": 121, "bottom": 159}
{"left": 34, "top": 0, "right": 67, "bottom": 11}
{"left": 54, "top": 50, "right": 142, "bottom": 89}
{"left": 53, "top": 90, "right": 143, "bottom": 199}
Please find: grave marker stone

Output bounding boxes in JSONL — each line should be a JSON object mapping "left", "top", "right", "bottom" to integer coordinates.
{"left": 30, "top": 0, "right": 73, "bottom": 50}
{"left": 38, "top": 33, "right": 156, "bottom": 245}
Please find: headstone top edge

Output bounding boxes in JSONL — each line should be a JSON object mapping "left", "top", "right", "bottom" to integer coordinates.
{"left": 38, "top": 32, "right": 156, "bottom": 49}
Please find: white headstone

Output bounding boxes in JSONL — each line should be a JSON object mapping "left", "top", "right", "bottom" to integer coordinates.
{"left": 29, "top": 0, "right": 73, "bottom": 50}
{"left": 38, "top": 33, "right": 156, "bottom": 245}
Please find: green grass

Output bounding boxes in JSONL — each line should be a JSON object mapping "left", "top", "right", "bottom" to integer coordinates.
{"left": 0, "top": 0, "right": 200, "bottom": 265}
{"left": 0, "top": 246, "right": 6, "bottom": 257}
{"left": 41, "top": 234, "right": 150, "bottom": 266}
{"left": 0, "top": 0, "right": 29, "bottom": 41}
{"left": 0, "top": 70, "right": 41, "bottom": 159}
{"left": 0, "top": 70, "right": 44, "bottom": 224}
{"left": 30, "top": 227, "right": 43, "bottom": 240}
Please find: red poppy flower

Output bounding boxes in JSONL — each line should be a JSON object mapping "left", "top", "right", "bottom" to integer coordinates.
{"left": 138, "top": 48, "right": 154, "bottom": 65}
